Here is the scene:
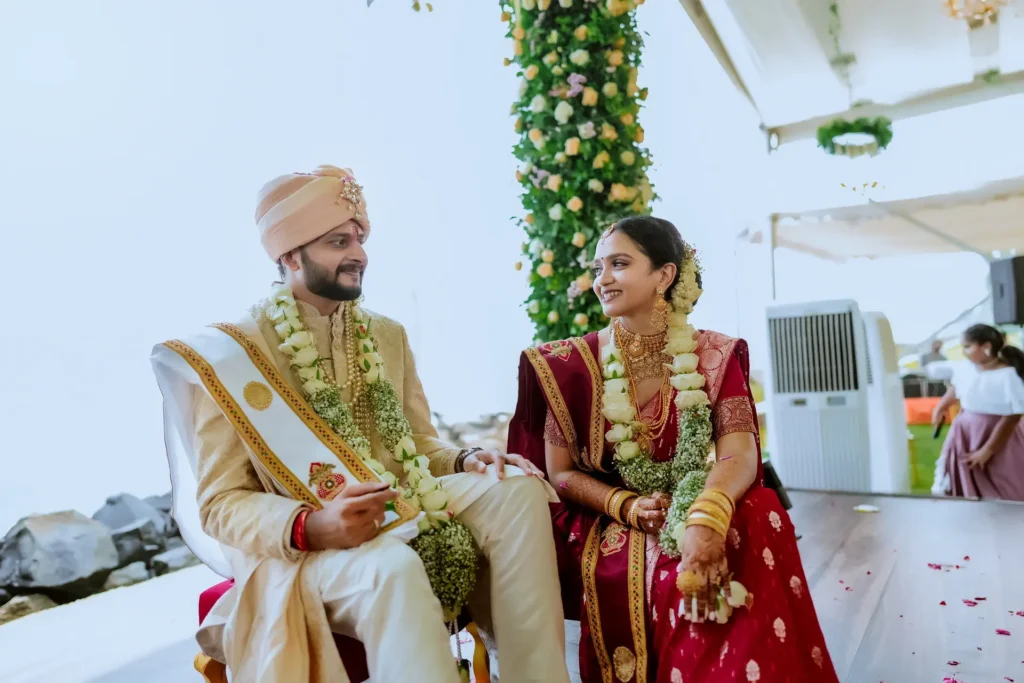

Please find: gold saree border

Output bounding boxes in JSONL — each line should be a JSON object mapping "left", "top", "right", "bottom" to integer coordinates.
{"left": 211, "top": 323, "right": 418, "bottom": 530}
{"left": 162, "top": 339, "right": 319, "bottom": 508}
{"left": 571, "top": 338, "right": 609, "bottom": 473}
{"left": 627, "top": 530, "right": 648, "bottom": 683}
{"left": 582, "top": 521, "right": 615, "bottom": 683}
{"left": 524, "top": 346, "right": 583, "bottom": 468}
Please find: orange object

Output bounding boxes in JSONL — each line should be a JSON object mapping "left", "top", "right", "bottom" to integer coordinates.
{"left": 904, "top": 397, "right": 942, "bottom": 425}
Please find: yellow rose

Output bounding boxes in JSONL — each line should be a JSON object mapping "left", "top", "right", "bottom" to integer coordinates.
{"left": 547, "top": 310, "right": 560, "bottom": 323}
{"left": 565, "top": 137, "right": 581, "bottom": 156}
{"left": 539, "top": 0, "right": 552, "bottom": 8}
{"left": 512, "top": 26, "right": 526, "bottom": 40}
{"left": 620, "top": 151, "right": 635, "bottom": 166}
{"left": 607, "top": 50, "right": 624, "bottom": 66}
{"left": 614, "top": 36, "right": 627, "bottom": 49}
{"left": 571, "top": 231, "right": 587, "bottom": 248}
{"left": 627, "top": 67, "right": 639, "bottom": 96}
{"left": 601, "top": 123, "right": 619, "bottom": 141}
{"left": 634, "top": 126, "right": 645, "bottom": 143}
{"left": 602, "top": 82, "right": 619, "bottom": 98}
{"left": 525, "top": 213, "right": 535, "bottom": 224}
{"left": 567, "top": 196, "right": 584, "bottom": 212}
{"left": 606, "top": 0, "right": 631, "bottom": 18}
{"left": 514, "top": 261, "right": 523, "bottom": 271}
{"left": 574, "top": 313, "right": 590, "bottom": 327}
{"left": 575, "top": 271, "right": 594, "bottom": 290}
{"left": 620, "top": 112, "right": 634, "bottom": 125}
{"left": 574, "top": 25, "right": 588, "bottom": 40}
{"left": 609, "top": 183, "right": 638, "bottom": 202}
{"left": 593, "top": 151, "right": 611, "bottom": 169}
{"left": 515, "top": 170, "right": 524, "bottom": 182}
{"left": 541, "top": 249, "right": 555, "bottom": 263}
{"left": 543, "top": 51, "right": 559, "bottom": 66}
{"left": 546, "top": 174, "right": 563, "bottom": 191}
{"left": 513, "top": 40, "right": 523, "bottom": 56}
{"left": 501, "top": 11, "right": 511, "bottom": 22}
{"left": 528, "top": 128, "right": 544, "bottom": 143}
{"left": 581, "top": 87, "right": 599, "bottom": 107}
{"left": 537, "top": 263, "right": 554, "bottom": 278}
{"left": 525, "top": 64, "right": 539, "bottom": 80}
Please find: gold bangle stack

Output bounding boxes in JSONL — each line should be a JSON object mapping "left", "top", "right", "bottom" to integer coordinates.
{"left": 626, "top": 497, "right": 642, "bottom": 530}
{"left": 684, "top": 488, "right": 735, "bottom": 538}
{"left": 605, "top": 487, "right": 638, "bottom": 525}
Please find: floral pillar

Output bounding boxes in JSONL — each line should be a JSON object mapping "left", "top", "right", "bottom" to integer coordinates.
{"left": 504, "top": 0, "right": 655, "bottom": 343}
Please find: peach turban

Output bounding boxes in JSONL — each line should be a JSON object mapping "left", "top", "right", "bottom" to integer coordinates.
{"left": 255, "top": 165, "right": 371, "bottom": 261}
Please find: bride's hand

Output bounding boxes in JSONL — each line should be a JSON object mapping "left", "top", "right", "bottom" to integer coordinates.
{"left": 677, "top": 524, "right": 729, "bottom": 623}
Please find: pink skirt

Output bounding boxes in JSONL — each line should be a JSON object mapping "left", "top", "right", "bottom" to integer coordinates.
{"left": 945, "top": 410, "right": 1024, "bottom": 501}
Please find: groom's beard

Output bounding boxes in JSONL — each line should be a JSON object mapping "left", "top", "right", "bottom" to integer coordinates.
{"left": 301, "top": 251, "right": 363, "bottom": 302}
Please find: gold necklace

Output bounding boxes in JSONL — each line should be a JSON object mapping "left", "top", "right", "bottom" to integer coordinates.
{"left": 614, "top": 320, "right": 670, "bottom": 382}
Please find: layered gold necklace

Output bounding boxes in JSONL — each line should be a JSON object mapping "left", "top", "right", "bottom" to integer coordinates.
{"left": 614, "top": 319, "right": 670, "bottom": 382}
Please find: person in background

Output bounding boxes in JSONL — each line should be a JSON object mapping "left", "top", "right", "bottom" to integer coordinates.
{"left": 921, "top": 339, "right": 946, "bottom": 366}
{"left": 930, "top": 324, "right": 1024, "bottom": 500}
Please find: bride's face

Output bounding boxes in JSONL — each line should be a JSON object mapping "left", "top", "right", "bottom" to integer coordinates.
{"left": 592, "top": 230, "right": 665, "bottom": 320}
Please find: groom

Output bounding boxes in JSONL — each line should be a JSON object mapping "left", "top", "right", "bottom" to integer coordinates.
{"left": 152, "top": 165, "right": 569, "bottom": 683}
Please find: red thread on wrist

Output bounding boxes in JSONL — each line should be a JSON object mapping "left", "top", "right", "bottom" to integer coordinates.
{"left": 292, "top": 509, "right": 310, "bottom": 552}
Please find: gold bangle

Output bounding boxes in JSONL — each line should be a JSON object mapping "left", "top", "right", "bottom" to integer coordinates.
{"left": 687, "top": 500, "right": 732, "bottom": 528}
{"left": 604, "top": 487, "right": 624, "bottom": 518}
{"left": 699, "top": 488, "right": 735, "bottom": 516}
{"left": 605, "top": 489, "right": 629, "bottom": 522}
{"left": 685, "top": 511, "right": 728, "bottom": 538}
{"left": 627, "top": 499, "right": 641, "bottom": 530}
{"left": 612, "top": 492, "right": 638, "bottom": 524}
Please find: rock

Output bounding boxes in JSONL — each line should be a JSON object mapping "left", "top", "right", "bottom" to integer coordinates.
{"left": 164, "top": 535, "right": 185, "bottom": 552}
{"left": 143, "top": 492, "right": 179, "bottom": 536}
{"left": 0, "top": 594, "right": 57, "bottom": 625}
{"left": 110, "top": 518, "right": 166, "bottom": 566}
{"left": 102, "top": 561, "right": 151, "bottom": 590}
{"left": 0, "top": 587, "right": 9, "bottom": 607}
{"left": 0, "top": 511, "right": 119, "bottom": 601}
{"left": 150, "top": 545, "right": 199, "bottom": 576}
{"left": 92, "top": 493, "right": 174, "bottom": 538}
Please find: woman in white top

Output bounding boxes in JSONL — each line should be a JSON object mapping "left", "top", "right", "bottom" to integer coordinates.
{"left": 931, "top": 324, "right": 1024, "bottom": 500}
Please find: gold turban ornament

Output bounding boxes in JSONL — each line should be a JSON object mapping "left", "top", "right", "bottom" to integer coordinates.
{"left": 255, "top": 164, "right": 371, "bottom": 262}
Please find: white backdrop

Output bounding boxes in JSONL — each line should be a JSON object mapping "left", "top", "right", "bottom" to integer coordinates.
{"left": 0, "top": 1, "right": 766, "bottom": 528}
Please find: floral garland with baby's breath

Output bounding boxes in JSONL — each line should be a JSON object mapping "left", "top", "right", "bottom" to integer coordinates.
{"left": 266, "top": 287, "right": 477, "bottom": 619}
{"left": 600, "top": 244, "right": 713, "bottom": 558}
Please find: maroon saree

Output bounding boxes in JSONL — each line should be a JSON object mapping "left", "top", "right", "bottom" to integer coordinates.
{"left": 508, "top": 331, "right": 838, "bottom": 683}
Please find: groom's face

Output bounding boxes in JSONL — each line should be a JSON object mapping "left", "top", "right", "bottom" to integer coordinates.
{"left": 293, "top": 220, "right": 368, "bottom": 302}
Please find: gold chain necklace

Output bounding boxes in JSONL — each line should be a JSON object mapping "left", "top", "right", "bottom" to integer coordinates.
{"left": 614, "top": 319, "right": 670, "bottom": 382}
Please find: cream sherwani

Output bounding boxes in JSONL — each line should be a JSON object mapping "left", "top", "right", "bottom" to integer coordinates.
{"left": 174, "top": 301, "right": 568, "bottom": 683}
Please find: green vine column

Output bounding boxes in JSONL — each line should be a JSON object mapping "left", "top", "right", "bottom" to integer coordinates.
{"left": 503, "top": 0, "right": 657, "bottom": 343}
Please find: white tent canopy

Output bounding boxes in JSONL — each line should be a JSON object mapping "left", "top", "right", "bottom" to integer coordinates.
{"left": 749, "top": 176, "right": 1024, "bottom": 261}
{"left": 679, "top": 0, "right": 1024, "bottom": 142}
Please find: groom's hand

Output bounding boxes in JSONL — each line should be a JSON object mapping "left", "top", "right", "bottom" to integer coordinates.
{"left": 305, "top": 481, "right": 398, "bottom": 551}
{"left": 463, "top": 448, "right": 546, "bottom": 480}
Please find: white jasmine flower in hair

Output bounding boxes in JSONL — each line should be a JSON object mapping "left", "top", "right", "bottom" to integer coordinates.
{"left": 675, "top": 390, "right": 710, "bottom": 411}
{"left": 530, "top": 95, "right": 547, "bottom": 113}
{"left": 669, "top": 353, "right": 699, "bottom": 374}
{"left": 569, "top": 49, "right": 590, "bottom": 66}
{"left": 554, "top": 100, "right": 574, "bottom": 124}
{"left": 670, "top": 372, "right": 706, "bottom": 392}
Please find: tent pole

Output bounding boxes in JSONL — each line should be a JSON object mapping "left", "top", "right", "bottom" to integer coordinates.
{"left": 867, "top": 199, "right": 992, "bottom": 261}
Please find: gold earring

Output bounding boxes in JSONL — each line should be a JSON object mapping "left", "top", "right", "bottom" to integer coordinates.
{"left": 651, "top": 288, "right": 669, "bottom": 331}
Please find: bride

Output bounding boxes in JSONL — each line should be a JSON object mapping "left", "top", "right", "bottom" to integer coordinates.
{"left": 509, "top": 216, "right": 838, "bottom": 682}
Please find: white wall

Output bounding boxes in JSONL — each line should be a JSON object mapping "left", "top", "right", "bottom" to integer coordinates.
{"left": 0, "top": 1, "right": 766, "bottom": 528}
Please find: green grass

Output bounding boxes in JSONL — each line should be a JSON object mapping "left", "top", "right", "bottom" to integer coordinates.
{"left": 908, "top": 424, "right": 947, "bottom": 494}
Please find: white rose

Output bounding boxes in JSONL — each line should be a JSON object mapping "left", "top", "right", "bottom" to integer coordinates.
{"left": 274, "top": 321, "right": 296, "bottom": 339}
{"left": 603, "top": 377, "right": 628, "bottom": 395}
{"left": 427, "top": 509, "right": 452, "bottom": 524}
{"left": 604, "top": 361, "right": 626, "bottom": 379}
{"left": 291, "top": 346, "right": 320, "bottom": 367}
{"left": 530, "top": 95, "right": 547, "bottom": 113}
{"left": 365, "top": 364, "right": 381, "bottom": 384}
{"left": 605, "top": 424, "right": 633, "bottom": 443}
{"left": 569, "top": 49, "right": 590, "bottom": 66}
{"left": 549, "top": 204, "right": 564, "bottom": 221}
{"left": 302, "top": 379, "right": 329, "bottom": 395}
{"left": 518, "top": 79, "right": 529, "bottom": 97}
{"left": 666, "top": 334, "right": 698, "bottom": 355}
{"left": 675, "top": 390, "right": 710, "bottom": 411}
{"left": 578, "top": 121, "right": 597, "bottom": 140}
{"left": 725, "top": 581, "right": 749, "bottom": 608}
{"left": 352, "top": 308, "right": 370, "bottom": 325}
{"left": 554, "top": 100, "right": 574, "bottom": 124}
{"left": 271, "top": 285, "right": 292, "bottom": 302}
{"left": 412, "top": 455, "right": 431, "bottom": 470}
{"left": 393, "top": 436, "right": 417, "bottom": 461}
{"left": 358, "top": 339, "right": 374, "bottom": 355}
{"left": 405, "top": 467, "right": 426, "bottom": 489}
{"left": 616, "top": 441, "right": 641, "bottom": 460}
{"left": 282, "top": 303, "right": 300, "bottom": 321}
{"left": 282, "top": 331, "right": 315, "bottom": 350}
{"left": 552, "top": 65, "right": 564, "bottom": 76}
{"left": 417, "top": 517, "right": 434, "bottom": 532}
{"left": 529, "top": 239, "right": 545, "bottom": 256}
{"left": 380, "top": 471, "right": 399, "bottom": 488}
{"left": 420, "top": 489, "right": 449, "bottom": 512}
{"left": 670, "top": 372, "right": 706, "bottom": 392}
{"left": 600, "top": 344, "right": 620, "bottom": 364}
{"left": 360, "top": 352, "right": 384, "bottom": 372}
{"left": 603, "top": 403, "right": 636, "bottom": 424}
{"left": 414, "top": 473, "right": 438, "bottom": 496}
{"left": 588, "top": 179, "right": 605, "bottom": 192}
{"left": 402, "top": 487, "right": 422, "bottom": 512}
{"left": 296, "top": 366, "right": 320, "bottom": 382}
{"left": 367, "top": 458, "right": 387, "bottom": 474}
{"left": 670, "top": 353, "right": 699, "bottom": 374}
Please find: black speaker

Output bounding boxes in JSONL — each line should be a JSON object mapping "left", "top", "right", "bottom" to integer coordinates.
{"left": 991, "top": 256, "right": 1024, "bottom": 325}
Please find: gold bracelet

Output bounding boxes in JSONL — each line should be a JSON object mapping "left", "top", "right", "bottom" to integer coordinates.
{"left": 699, "top": 488, "right": 736, "bottom": 516}
{"left": 687, "top": 500, "right": 732, "bottom": 529}
{"left": 685, "top": 511, "right": 728, "bottom": 538}
{"left": 612, "top": 492, "right": 638, "bottom": 524}
{"left": 605, "top": 489, "right": 629, "bottom": 523}
{"left": 603, "top": 487, "right": 624, "bottom": 517}
{"left": 626, "top": 497, "right": 641, "bottom": 530}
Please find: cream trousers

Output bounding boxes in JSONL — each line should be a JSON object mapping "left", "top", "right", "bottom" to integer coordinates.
{"left": 313, "top": 472, "right": 570, "bottom": 683}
